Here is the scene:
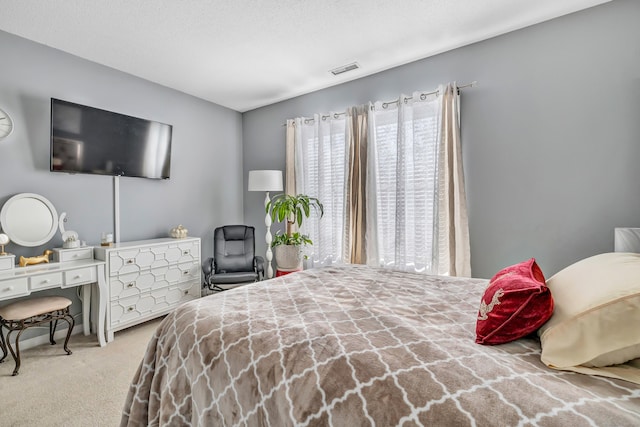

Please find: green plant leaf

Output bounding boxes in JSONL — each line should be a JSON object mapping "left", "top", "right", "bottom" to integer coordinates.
{"left": 271, "top": 230, "right": 314, "bottom": 247}
{"left": 265, "top": 193, "right": 324, "bottom": 235}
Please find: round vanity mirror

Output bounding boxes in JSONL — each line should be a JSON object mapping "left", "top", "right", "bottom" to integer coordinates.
{"left": 0, "top": 193, "right": 59, "bottom": 247}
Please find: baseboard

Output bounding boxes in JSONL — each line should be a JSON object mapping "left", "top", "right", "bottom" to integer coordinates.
{"left": 8, "top": 324, "right": 85, "bottom": 352}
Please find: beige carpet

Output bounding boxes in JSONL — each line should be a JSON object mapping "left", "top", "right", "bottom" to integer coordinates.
{"left": 0, "top": 317, "right": 162, "bottom": 427}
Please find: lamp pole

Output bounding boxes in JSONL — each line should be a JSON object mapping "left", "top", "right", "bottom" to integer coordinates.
{"left": 248, "top": 170, "right": 283, "bottom": 279}
{"left": 264, "top": 191, "right": 274, "bottom": 279}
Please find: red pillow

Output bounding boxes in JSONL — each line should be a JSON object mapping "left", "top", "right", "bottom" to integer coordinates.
{"left": 475, "top": 258, "right": 554, "bottom": 345}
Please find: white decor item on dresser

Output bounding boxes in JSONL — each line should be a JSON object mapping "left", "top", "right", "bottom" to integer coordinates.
{"left": 169, "top": 224, "right": 188, "bottom": 239}
{"left": 93, "top": 237, "right": 201, "bottom": 342}
{"left": 0, "top": 232, "right": 13, "bottom": 271}
{"left": 614, "top": 227, "right": 640, "bottom": 253}
{"left": 0, "top": 232, "right": 9, "bottom": 254}
{"left": 58, "top": 212, "right": 82, "bottom": 249}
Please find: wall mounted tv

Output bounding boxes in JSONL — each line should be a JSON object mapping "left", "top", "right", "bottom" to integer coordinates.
{"left": 50, "top": 98, "right": 172, "bottom": 179}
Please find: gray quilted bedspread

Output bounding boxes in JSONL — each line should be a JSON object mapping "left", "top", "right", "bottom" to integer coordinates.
{"left": 121, "top": 264, "right": 640, "bottom": 426}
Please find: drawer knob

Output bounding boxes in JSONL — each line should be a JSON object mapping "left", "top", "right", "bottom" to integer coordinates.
{"left": 184, "top": 290, "right": 189, "bottom": 295}
{"left": 183, "top": 250, "right": 189, "bottom": 255}
{"left": 42, "top": 279, "right": 50, "bottom": 284}
{"left": 128, "top": 307, "right": 134, "bottom": 312}
{"left": 183, "top": 270, "right": 189, "bottom": 275}
{"left": 74, "top": 275, "right": 81, "bottom": 279}
{"left": 3, "top": 286, "right": 14, "bottom": 292}
{"left": 127, "top": 282, "right": 135, "bottom": 288}
{"left": 126, "top": 259, "right": 134, "bottom": 264}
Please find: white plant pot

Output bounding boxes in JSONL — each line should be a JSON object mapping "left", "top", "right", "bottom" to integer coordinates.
{"left": 274, "top": 245, "right": 302, "bottom": 270}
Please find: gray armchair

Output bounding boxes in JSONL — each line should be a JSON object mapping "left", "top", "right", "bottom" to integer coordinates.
{"left": 203, "top": 225, "right": 264, "bottom": 292}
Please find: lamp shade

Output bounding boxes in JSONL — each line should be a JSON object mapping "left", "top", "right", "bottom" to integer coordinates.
{"left": 614, "top": 227, "right": 640, "bottom": 252}
{"left": 248, "top": 170, "right": 283, "bottom": 192}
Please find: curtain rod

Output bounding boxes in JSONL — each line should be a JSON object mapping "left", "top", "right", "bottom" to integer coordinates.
{"left": 283, "top": 81, "right": 477, "bottom": 126}
{"left": 380, "top": 80, "right": 477, "bottom": 109}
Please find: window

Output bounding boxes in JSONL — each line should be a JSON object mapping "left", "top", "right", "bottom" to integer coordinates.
{"left": 290, "top": 84, "right": 470, "bottom": 276}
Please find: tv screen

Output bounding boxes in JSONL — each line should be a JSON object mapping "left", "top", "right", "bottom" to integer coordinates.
{"left": 50, "top": 98, "right": 172, "bottom": 179}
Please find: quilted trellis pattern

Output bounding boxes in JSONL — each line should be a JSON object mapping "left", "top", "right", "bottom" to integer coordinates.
{"left": 121, "top": 265, "right": 640, "bottom": 426}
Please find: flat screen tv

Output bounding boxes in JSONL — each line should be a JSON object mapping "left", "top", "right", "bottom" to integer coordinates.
{"left": 50, "top": 98, "right": 172, "bottom": 179}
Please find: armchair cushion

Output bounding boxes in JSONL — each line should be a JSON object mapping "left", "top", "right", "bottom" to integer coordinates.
{"left": 211, "top": 271, "right": 260, "bottom": 285}
{"left": 215, "top": 225, "right": 255, "bottom": 273}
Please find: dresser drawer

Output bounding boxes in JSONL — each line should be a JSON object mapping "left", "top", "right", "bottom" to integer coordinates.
{"left": 107, "top": 245, "right": 172, "bottom": 276}
{"left": 167, "top": 261, "right": 200, "bottom": 284}
{"left": 174, "top": 240, "right": 200, "bottom": 264}
{"left": 110, "top": 294, "right": 149, "bottom": 326}
{"left": 0, "top": 255, "right": 15, "bottom": 271}
{"left": 108, "top": 248, "right": 156, "bottom": 276}
{"left": 53, "top": 247, "right": 94, "bottom": 263}
{"left": 29, "top": 272, "right": 63, "bottom": 290}
{"left": 110, "top": 282, "right": 199, "bottom": 326}
{"left": 110, "top": 261, "right": 200, "bottom": 300}
{"left": 0, "top": 278, "right": 28, "bottom": 299}
{"left": 107, "top": 240, "right": 201, "bottom": 276}
{"left": 174, "top": 280, "right": 201, "bottom": 299}
{"left": 63, "top": 267, "right": 97, "bottom": 287}
{"left": 109, "top": 271, "right": 156, "bottom": 300}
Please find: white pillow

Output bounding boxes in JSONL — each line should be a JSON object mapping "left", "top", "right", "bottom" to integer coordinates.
{"left": 538, "top": 252, "right": 640, "bottom": 383}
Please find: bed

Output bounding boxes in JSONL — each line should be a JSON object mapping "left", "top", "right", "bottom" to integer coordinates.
{"left": 121, "top": 263, "right": 640, "bottom": 426}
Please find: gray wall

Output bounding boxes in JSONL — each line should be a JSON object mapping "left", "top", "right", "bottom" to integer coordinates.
{"left": 0, "top": 30, "right": 244, "bottom": 332}
{"left": 243, "top": 0, "right": 640, "bottom": 279}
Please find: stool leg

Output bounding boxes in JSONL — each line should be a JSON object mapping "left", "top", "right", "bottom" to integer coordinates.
{"left": 62, "top": 313, "right": 74, "bottom": 356}
{"left": 49, "top": 318, "right": 58, "bottom": 345}
{"left": 0, "top": 324, "right": 7, "bottom": 364}
{"left": 8, "top": 325, "right": 25, "bottom": 376}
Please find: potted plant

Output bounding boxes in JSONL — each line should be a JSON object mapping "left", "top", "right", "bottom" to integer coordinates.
{"left": 266, "top": 194, "right": 323, "bottom": 269}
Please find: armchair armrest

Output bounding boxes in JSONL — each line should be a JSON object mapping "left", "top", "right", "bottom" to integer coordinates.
{"left": 254, "top": 256, "right": 265, "bottom": 281}
{"left": 202, "top": 257, "right": 215, "bottom": 284}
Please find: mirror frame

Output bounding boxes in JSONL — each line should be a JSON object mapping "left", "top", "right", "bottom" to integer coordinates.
{"left": 0, "top": 193, "right": 59, "bottom": 247}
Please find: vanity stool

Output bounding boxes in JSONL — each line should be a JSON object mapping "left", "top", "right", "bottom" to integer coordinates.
{"left": 0, "top": 296, "right": 74, "bottom": 376}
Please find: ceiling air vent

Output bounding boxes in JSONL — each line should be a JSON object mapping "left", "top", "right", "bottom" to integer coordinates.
{"left": 330, "top": 62, "right": 360, "bottom": 76}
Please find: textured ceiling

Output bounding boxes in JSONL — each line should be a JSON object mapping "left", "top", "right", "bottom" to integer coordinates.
{"left": 0, "top": 0, "right": 609, "bottom": 112}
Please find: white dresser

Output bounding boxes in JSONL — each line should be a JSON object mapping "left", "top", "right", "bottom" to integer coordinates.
{"left": 94, "top": 237, "right": 201, "bottom": 342}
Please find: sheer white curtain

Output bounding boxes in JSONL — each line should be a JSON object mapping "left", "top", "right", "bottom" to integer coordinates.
{"left": 366, "top": 92, "right": 441, "bottom": 273}
{"left": 294, "top": 114, "right": 349, "bottom": 267}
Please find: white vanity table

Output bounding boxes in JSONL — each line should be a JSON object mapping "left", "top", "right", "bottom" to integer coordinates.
{"left": 0, "top": 257, "right": 107, "bottom": 346}
{"left": 0, "top": 193, "right": 108, "bottom": 347}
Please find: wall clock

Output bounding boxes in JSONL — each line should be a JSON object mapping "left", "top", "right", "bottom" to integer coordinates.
{"left": 0, "top": 107, "right": 14, "bottom": 140}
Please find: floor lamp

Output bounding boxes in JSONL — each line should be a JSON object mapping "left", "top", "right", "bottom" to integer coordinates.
{"left": 614, "top": 228, "right": 640, "bottom": 252}
{"left": 248, "top": 170, "right": 283, "bottom": 279}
